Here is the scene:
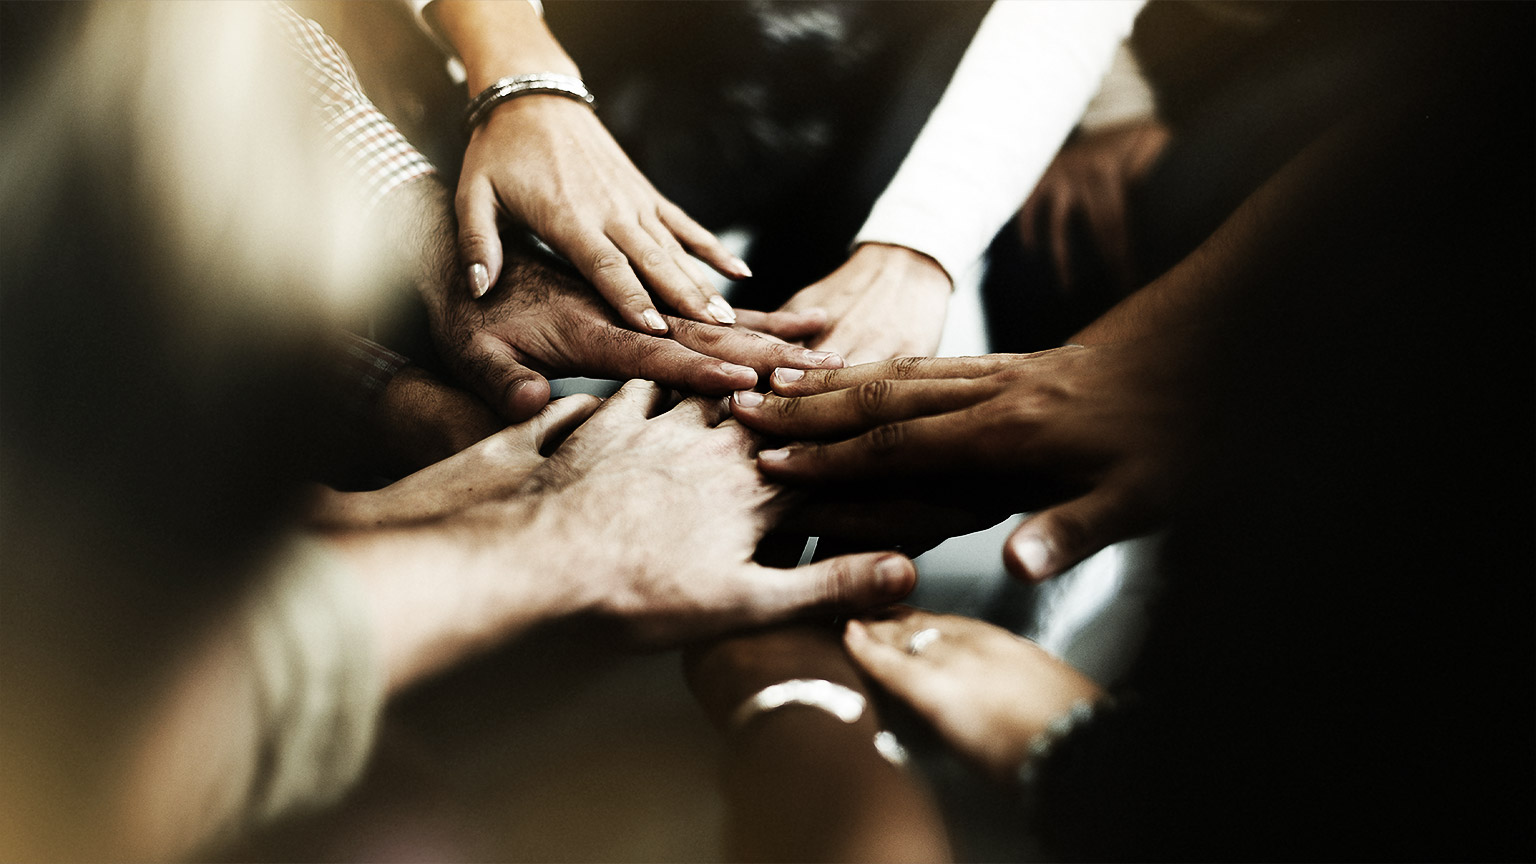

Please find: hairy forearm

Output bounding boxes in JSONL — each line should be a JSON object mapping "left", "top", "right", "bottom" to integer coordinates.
{"left": 320, "top": 498, "right": 584, "bottom": 695}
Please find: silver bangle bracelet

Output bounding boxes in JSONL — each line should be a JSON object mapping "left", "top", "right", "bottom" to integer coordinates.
{"left": 463, "top": 72, "right": 595, "bottom": 134}
{"left": 729, "top": 678, "right": 866, "bottom": 730}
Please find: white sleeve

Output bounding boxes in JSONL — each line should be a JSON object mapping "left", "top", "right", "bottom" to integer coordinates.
{"left": 853, "top": 0, "right": 1145, "bottom": 283}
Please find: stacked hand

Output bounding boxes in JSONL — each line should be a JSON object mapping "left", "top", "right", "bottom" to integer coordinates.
{"left": 843, "top": 607, "right": 1103, "bottom": 782}
{"left": 730, "top": 342, "right": 1195, "bottom": 581}
{"left": 777, "top": 243, "right": 953, "bottom": 365}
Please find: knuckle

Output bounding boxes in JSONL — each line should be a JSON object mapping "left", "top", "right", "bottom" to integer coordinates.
{"left": 851, "top": 379, "right": 893, "bottom": 419}
{"left": 863, "top": 422, "right": 906, "bottom": 455}
{"left": 589, "top": 250, "right": 631, "bottom": 277}
{"left": 889, "top": 356, "right": 926, "bottom": 379}
{"left": 639, "top": 247, "right": 670, "bottom": 270}
{"left": 818, "top": 559, "right": 854, "bottom": 608}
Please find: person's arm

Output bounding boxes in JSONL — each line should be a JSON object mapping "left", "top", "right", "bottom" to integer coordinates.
{"left": 778, "top": 1, "right": 1143, "bottom": 364}
{"left": 685, "top": 625, "right": 952, "bottom": 862}
{"left": 425, "top": 0, "right": 749, "bottom": 329}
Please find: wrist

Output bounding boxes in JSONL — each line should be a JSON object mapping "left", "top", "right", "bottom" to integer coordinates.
{"left": 852, "top": 242, "right": 954, "bottom": 294}
{"left": 432, "top": 0, "right": 579, "bottom": 91}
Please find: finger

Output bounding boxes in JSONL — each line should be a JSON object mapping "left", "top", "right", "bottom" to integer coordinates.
{"left": 662, "top": 393, "right": 733, "bottom": 427}
{"left": 573, "top": 231, "right": 669, "bottom": 334}
{"left": 598, "top": 378, "right": 669, "bottom": 420}
{"left": 607, "top": 222, "right": 719, "bottom": 324}
{"left": 730, "top": 376, "right": 989, "bottom": 439}
{"left": 742, "top": 553, "right": 917, "bottom": 625}
{"left": 657, "top": 199, "right": 752, "bottom": 280}
{"left": 768, "top": 354, "right": 1017, "bottom": 396}
{"left": 640, "top": 216, "right": 735, "bottom": 324}
{"left": 1081, "top": 173, "right": 1133, "bottom": 292}
{"left": 756, "top": 407, "right": 993, "bottom": 481}
{"left": 668, "top": 316, "right": 843, "bottom": 378}
{"left": 524, "top": 394, "right": 603, "bottom": 452}
{"left": 595, "top": 326, "right": 759, "bottom": 393}
{"left": 455, "top": 179, "right": 505, "bottom": 298}
{"left": 462, "top": 337, "right": 552, "bottom": 422}
{"left": 843, "top": 620, "right": 949, "bottom": 708}
{"left": 1049, "top": 187, "right": 1077, "bottom": 291}
{"left": 1004, "top": 484, "right": 1147, "bottom": 582}
{"left": 734, "top": 306, "right": 829, "bottom": 341}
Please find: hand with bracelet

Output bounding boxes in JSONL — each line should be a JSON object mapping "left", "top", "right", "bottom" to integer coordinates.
{"left": 842, "top": 607, "right": 1105, "bottom": 784}
{"left": 432, "top": 0, "right": 749, "bottom": 332}
{"left": 684, "top": 624, "right": 952, "bottom": 862}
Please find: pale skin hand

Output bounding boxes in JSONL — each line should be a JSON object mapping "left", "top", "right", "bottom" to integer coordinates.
{"left": 843, "top": 607, "right": 1103, "bottom": 783}
{"left": 433, "top": 0, "right": 749, "bottom": 331}
{"left": 1019, "top": 119, "right": 1171, "bottom": 294}
{"left": 778, "top": 243, "right": 953, "bottom": 365}
{"left": 730, "top": 342, "right": 1197, "bottom": 581}
{"left": 326, "top": 379, "right": 920, "bottom": 690}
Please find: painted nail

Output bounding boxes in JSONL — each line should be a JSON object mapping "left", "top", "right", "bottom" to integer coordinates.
{"left": 804, "top": 350, "right": 842, "bottom": 368}
{"left": 1011, "top": 534, "right": 1052, "bottom": 579}
{"left": 875, "top": 556, "right": 910, "bottom": 593}
{"left": 772, "top": 367, "right": 805, "bottom": 385}
{"left": 707, "top": 295, "right": 737, "bottom": 325}
{"left": 642, "top": 309, "right": 668, "bottom": 333}
{"left": 758, "top": 448, "right": 790, "bottom": 463}
{"left": 732, "top": 390, "right": 764, "bottom": 408}
{"left": 730, "top": 256, "right": 753, "bottom": 278}
{"left": 468, "top": 263, "right": 490, "bottom": 298}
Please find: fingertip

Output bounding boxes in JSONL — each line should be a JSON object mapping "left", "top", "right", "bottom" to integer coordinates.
{"left": 504, "top": 377, "right": 552, "bottom": 422}
{"left": 730, "top": 389, "right": 764, "bottom": 410}
{"left": 468, "top": 263, "right": 490, "bottom": 298}
{"left": 718, "top": 361, "right": 758, "bottom": 389}
{"left": 874, "top": 554, "right": 916, "bottom": 598}
{"left": 757, "top": 448, "right": 792, "bottom": 467}
{"left": 770, "top": 366, "right": 806, "bottom": 390}
{"left": 706, "top": 295, "right": 737, "bottom": 325}
{"left": 844, "top": 619, "right": 868, "bottom": 643}
{"left": 641, "top": 309, "right": 669, "bottom": 334}
{"left": 1004, "top": 530, "right": 1056, "bottom": 583}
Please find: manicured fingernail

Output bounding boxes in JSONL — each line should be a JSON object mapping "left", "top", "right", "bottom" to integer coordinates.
{"left": 875, "top": 556, "right": 911, "bottom": 593}
{"left": 759, "top": 448, "right": 791, "bottom": 464}
{"left": 804, "top": 350, "right": 842, "bottom": 368}
{"left": 772, "top": 367, "right": 805, "bottom": 385}
{"left": 468, "top": 263, "right": 490, "bottom": 298}
{"left": 730, "top": 256, "right": 753, "bottom": 278}
{"left": 732, "top": 390, "right": 763, "bottom": 408}
{"left": 707, "top": 295, "right": 737, "bottom": 325}
{"left": 642, "top": 309, "right": 667, "bottom": 333}
{"left": 1011, "top": 534, "right": 1052, "bottom": 580}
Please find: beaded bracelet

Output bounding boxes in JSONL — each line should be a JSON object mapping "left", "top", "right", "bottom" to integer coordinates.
{"left": 463, "top": 72, "right": 595, "bottom": 134}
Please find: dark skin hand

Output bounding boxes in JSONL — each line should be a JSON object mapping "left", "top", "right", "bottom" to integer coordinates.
{"left": 427, "top": 240, "right": 842, "bottom": 420}
{"left": 730, "top": 341, "right": 1201, "bottom": 582}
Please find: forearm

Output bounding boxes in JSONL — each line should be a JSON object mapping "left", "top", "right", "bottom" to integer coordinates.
{"left": 1072, "top": 115, "right": 1375, "bottom": 346}
{"left": 428, "top": 0, "right": 579, "bottom": 91}
{"left": 688, "top": 625, "right": 951, "bottom": 863}
{"left": 319, "top": 498, "right": 581, "bottom": 694}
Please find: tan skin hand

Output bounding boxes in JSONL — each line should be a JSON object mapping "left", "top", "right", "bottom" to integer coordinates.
{"left": 1019, "top": 119, "right": 1171, "bottom": 294}
{"left": 504, "top": 380, "right": 918, "bottom": 646}
{"left": 778, "top": 243, "right": 953, "bottom": 365}
{"left": 436, "top": 0, "right": 747, "bottom": 330}
{"left": 426, "top": 236, "right": 842, "bottom": 422}
{"left": 732, "top": 341, "right": 1198, "bottom": 581}
{"left": 844, "top": 607, "right": 1103, "bottom": 783}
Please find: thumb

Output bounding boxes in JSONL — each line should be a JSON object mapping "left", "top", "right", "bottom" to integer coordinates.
{"left": 456, "top": 179, "right": 504, "bottom": 298}
{"left": 465, "top": 337, "right": 552, "bottom": 422}
{"left": 522, "top": 394, "right": 601, "bottom": 450}
{"left": 754, "top": 552, "right": 916, "bottom": 622}
{"left": 1004, "top": 487, "right": 1141, "bottom": 582}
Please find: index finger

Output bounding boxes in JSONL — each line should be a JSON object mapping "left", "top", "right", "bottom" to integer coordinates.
{"left": 755, "top": 406, "right": 994, "bottom": 482}
{"left": 730, "top": 376, "right": 989, "bottom": 439}
{"left": 768, "top": 354, "right": 1018, "bottom": 396}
